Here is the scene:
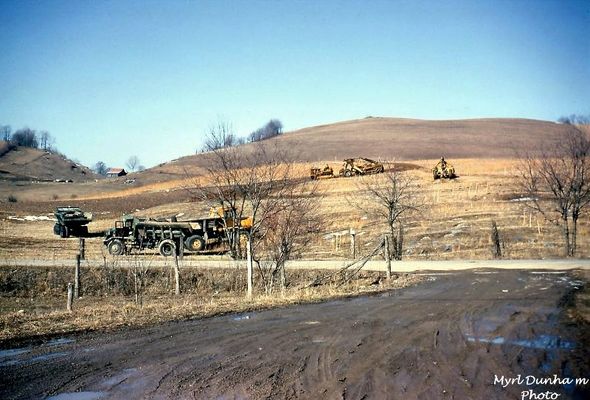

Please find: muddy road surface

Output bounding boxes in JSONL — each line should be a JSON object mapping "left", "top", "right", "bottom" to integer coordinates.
{"left": 1, "top": 269, "right": 589, "bottom": 399}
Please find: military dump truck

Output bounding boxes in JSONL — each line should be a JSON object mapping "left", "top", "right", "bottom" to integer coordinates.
{"left": 339, "top": 158, "right": 385, "bottom": 177}
{"left": 310, "top": 164, "right": 335, "bottom": 180}
{"left": 53, "top": 206, "right": 93, "bottom": 238}
{"left": 432, "top": 157, "right": 457, "bottom": 180}
{"left": 103, "top": 208, "right": 252, "bottom": 257}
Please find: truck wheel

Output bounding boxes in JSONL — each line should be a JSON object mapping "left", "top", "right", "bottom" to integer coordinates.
{"left": 185, "top": 235, "right": 206, "bottom": 252}
{"left": 344, "top": 170, "right": 352, "bottom": 177}
{"left": 60, "top": 225, "right": 70, "bottom": 238}
{"left": 159, "top": 239, "right": 176, "bottom": 257}
{"left": 108, "top": 239, "right": 125, "bottom": 256}
{"left": 53, "top": 224, "right": 61, "bottom": 236}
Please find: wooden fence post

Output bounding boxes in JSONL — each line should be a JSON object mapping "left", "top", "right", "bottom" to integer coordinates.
{"left": 350, "top": 229, "right": 356, "bottom": 259}
{"left": 384, "top": 234, "right": 391, "bottom": 280}
{"left": 247, "top": 237, "right": 253, "bottom": 299}
{"left": 67, "top": 283, "right": 73, "bottom": 312}
{"left": 174, "top": 250, "right": 181, "bottom": 296}
{"left": 79, "top": 238, "right": 85, "bottom": 260}
{"left": 74, "top": 254, "right": 81, "bottom": 298}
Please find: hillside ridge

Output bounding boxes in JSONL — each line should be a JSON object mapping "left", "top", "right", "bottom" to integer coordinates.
{"left": 0, "top": 142, "right": 98, "bottom": 182}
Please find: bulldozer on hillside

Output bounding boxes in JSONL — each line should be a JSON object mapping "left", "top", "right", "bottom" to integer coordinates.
{"left": 432, "top": 157, "right": 457, "bottom": 180}
{"left": 310, "top": 164, "right": 335, "bottom": 180}
{"left": 339, "top": 158, "right": 384, "bottom": 177}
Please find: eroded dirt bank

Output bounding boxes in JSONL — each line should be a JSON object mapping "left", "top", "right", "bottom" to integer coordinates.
{"left": 1, "top": 269, "right": 589, "bottom": 400}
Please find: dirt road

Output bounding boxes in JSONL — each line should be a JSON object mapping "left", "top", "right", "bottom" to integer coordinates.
{"left": 1, "top": 269, "right": 589, "bottom": 400}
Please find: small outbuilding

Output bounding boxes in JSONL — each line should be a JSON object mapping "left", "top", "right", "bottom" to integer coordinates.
{"left": 106, "top": 168, "right": 127, "bottom": 178}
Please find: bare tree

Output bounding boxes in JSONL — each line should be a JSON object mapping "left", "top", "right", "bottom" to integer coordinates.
{"left": 94, "top": 161, "right": 108, "bottom": 175}
{"left": 189, "top": 125, "right": 297, "bottom": 298}
{"left": 0, "top": 125, "right": 11, "bottom": 141}
{"left": 126, "top": 155, "right": 140, "bottom": 172}
{"left": 352, "top": 167, "right": 422, "bottom": 261}
{"left": 201, "top": 120, "right": 239, "bottom": 151}
{"left": 258, "top": 181, "right": 322, "bottom": 294}
{"left": 39, "top": 131, "right": 54, "bottom": 150}
{"left": 517, "top": 126, "right": 590, "bottom": 256}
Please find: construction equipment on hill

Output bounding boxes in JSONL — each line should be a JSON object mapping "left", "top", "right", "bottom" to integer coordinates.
{"left": 53, "top": 206, "right": 93, "bottom": 238}
{"left": 103, "top": 207, "right": 252, "bottom": 257}
{"left": 339, "top": 158, "right": 385, "bottom": 177}
{"left": 432, "top": 157, "right": 457, "bottom": 180}
{"left": 310, "top": 164, "right": 335, "bottom": 180}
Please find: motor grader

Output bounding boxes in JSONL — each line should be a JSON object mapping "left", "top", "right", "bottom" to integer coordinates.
{"left": 339, "top": 158, "right": 384, "bottom": 177}
{"left": 432, "top": 157, "right": 457, "bottom": 180}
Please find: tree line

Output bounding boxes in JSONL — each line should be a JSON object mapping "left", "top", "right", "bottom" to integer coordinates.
{"left": 1, "top": 125, "right": 55, "bottom": 151}
{"left": 199, "top": 119, "right": 283, "bottom": 152}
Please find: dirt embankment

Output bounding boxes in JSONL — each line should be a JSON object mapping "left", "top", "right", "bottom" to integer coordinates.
{"left": 0, "top": 269, "right": 588, "bottom": 399}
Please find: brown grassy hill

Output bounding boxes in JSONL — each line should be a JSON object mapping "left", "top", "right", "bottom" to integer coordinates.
{"left": 140, "top": 117, "right": 569, "bottom": 182}
{"left": 268, "top": 117, "right": 570, "bottom": 161}
{"left": 0, "top": 142, "right": 98, "bottom": 182}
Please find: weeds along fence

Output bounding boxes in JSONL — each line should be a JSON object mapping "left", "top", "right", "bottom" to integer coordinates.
{"left": 0, "top": 265, "right": 247, "bottom": 298}
{"left": 0, "top": 265, "right": 381, "bottom": 298}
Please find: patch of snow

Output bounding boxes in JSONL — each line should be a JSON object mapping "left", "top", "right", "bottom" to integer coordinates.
{"left": 509, "top": 197, "right": 537, "bottom": 202}
{"left": 8, "top": 215, "right": 55, "bottom": 222}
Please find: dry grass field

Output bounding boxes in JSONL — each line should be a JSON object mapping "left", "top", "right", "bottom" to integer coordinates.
{"left": 1, "top": 157, "right": 588, "bottom": 262}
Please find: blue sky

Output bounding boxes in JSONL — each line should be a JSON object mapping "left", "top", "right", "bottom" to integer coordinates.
{"left": 1, "top": 0, "right": 589, "bottom": 168}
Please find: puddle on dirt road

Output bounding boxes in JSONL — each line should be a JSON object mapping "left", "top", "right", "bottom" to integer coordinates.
{"left": 0, "top": 347, "right": 31, "bottom": 367}
{"left": 466, "top": 334, "right": 575, "bottom": 350}
{"left": 46, "top": 392, "right": 106, "bottom": 400}
{"left": 47, "top": 338, "right": 75, "bottom": 347}
{"left": 0, "top": 337, "right": 75, "bottom": 367}
{"left": 0, "top": 347, "right": 30, "bottom": 359}
{"left": 100, "top": 368, "right": 139, "bottom": 387}
{"left": 0, "top": 352, "right": 69, "bottom": 367}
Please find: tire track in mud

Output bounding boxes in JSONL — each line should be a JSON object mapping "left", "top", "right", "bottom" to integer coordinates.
{"left": 1, "top": 270, "right": 588, "bottom": 400}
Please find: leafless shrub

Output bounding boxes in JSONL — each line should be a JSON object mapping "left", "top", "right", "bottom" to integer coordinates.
{"left": 350, "top": 166, "right": 423, "bottom": 261}
{"left": 257, "top": 181, "right": 323, "bottom": 294}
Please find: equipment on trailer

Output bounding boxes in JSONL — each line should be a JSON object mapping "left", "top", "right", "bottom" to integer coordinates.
{"left": 53, "top": 206, "right": 92, "bottom": 238}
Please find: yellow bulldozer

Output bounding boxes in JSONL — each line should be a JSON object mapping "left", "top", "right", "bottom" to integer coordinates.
{"left": 310, "top": 164, "right": 336, "bottom": 180}
{"left": 432, "top": 157, "right": 456, "bottom": 180}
